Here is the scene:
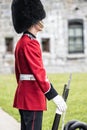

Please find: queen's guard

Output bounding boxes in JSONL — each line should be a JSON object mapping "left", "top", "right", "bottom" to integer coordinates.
{"left": 11, "top": 0, "right": 67, "bottom": 130}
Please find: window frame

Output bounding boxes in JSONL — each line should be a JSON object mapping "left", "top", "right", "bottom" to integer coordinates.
{"left": 68, "top": 19, "right": 84, "bottom": 54}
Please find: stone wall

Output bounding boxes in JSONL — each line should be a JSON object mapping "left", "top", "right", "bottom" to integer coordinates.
{"left": 0, "top": 0, "right": 87, "bottom": 73}
{"left": 41, "top": 0, "right": 87, "bottom": 72}
{"left": 0, "top": 0, "right": 19, "bottom": 73}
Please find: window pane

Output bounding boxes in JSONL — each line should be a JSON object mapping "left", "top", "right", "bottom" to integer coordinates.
{"left": 75, "top": 38, "right": 82, "bottom": 44}
{"left": 69, "top": 45, "right": 75, "bottom": 52}
{"left": 75, "top": 28, "right": 82, "bottom": 36}
{"left": 69, "top": 28, "right": 75, "bottom": 36}
{"left": 76, "top": 45, "right": 83, "bottom": 52}
{"left": 69, "top": 38, "right": 75, "bottom": 45}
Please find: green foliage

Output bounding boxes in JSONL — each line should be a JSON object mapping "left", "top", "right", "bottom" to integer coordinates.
{"left": 0, "top": 73, "right": 87, "bottom": 130}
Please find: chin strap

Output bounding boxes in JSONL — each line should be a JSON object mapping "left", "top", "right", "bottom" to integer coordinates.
{"left": 64, "top": 120, "right": 87, "bottom": 130}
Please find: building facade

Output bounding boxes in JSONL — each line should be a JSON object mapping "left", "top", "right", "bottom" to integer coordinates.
{"left": 0, "top": 0, "right": 87, "bottom": 73}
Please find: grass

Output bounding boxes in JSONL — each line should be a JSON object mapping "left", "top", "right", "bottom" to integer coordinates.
{"left": 0, "top": 73, "right": 87, "bottom": 130}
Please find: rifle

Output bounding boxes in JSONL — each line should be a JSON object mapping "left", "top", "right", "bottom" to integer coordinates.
{"left": 52, "top": 73, "right": 72, "bottom": 130}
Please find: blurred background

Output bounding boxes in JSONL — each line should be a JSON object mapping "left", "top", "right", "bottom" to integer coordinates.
{"left": 0, "top": 0, "right": 87, "bottom": 129}
{"left": 1, "top": 0, "right": 87, "bottom": 74}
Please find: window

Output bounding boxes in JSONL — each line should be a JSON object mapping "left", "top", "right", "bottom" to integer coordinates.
{"left": 41, "top": 38, "right": 50, "bottom": 52}
{"left": 5, "top": 37, "right": 13, "bottom": 53}
{"left": 68, "top": 19, "right": 84, "bottom": 54}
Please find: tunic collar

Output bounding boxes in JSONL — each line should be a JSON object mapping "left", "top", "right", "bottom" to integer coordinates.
{"left": 24, "top": 31, "right": 36, "bottom": 39}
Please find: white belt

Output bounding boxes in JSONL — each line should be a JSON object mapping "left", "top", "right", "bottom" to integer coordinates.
{"left": 20, "top": 74, "right": 35, "bottom": 81}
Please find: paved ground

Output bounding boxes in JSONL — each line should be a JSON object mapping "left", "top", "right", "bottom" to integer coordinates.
{"left": 0, "top": 108, "right": 20, "bottom": 130}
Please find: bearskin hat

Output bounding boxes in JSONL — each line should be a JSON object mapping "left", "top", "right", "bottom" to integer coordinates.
{"left": 11, "top": 0, "right": 46, "bottom": 33}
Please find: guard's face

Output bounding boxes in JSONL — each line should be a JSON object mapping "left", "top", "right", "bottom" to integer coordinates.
{"left": 35, "top": 21, "right": 44, "bottom": 31}
{"left": 38, "top": 21, "right": 44, "bottom": 29}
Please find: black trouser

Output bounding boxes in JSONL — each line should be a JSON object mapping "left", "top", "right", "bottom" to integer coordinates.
{"left": 19, "top": 110, "right": 43, "bottom": 130}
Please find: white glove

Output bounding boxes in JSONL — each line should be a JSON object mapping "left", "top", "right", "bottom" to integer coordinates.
{"left": 56, "top": 108, "right": 62, "bottom": 115}
{"left": 52, "top": 95, "right": 67, "bottom": 113}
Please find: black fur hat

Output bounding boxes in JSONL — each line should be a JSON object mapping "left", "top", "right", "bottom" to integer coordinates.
{"left": 11, "top": 0, "right": 46, "bottom": 33}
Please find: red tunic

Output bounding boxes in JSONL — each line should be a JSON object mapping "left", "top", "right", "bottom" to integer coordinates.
{"left": 13, "top": 34, "right": 51, "bottom": 110}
